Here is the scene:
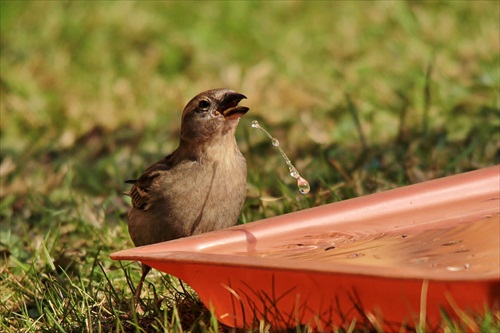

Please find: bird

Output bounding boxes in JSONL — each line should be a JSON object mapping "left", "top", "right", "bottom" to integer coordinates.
{"left": 124, "top": 88, "right": 249, "bottom": 309}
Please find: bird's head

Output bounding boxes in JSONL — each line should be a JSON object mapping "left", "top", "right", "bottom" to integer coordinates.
{"left": 180, "top": 88, "right": 249, "bottom": 144}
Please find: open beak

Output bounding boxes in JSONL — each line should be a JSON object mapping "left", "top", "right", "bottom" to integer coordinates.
{"left": 220, "top": 92, "right": 249, "bottom": 120}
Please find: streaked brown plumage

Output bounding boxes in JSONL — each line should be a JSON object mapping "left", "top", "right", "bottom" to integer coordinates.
{"left": 125, "top": 88, "right": 249, "bottom": 307}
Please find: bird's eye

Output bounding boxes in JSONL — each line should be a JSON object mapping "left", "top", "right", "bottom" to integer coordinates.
{"left": 198, "top": 100, "right": 210, "bottom": 110}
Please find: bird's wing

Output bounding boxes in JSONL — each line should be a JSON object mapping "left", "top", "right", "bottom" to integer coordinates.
{"left": 126, "top": 153, "right": 175, "bottom": 210}
{"left": 128, "top": 173, "right": 159, "bottom": 210}
{"left": 144, "top": 152, "right": 175, "bottom": 173}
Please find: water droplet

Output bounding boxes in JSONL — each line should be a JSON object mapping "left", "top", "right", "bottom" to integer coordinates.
{"left": 290, "top": 168, "right": 299, "bottom": 178}
{"left": 441, "top": 240, "right": 462, "bottom": 246}
{"left": 446, "top": 266, "right": 465, "bottom": 272}
{"left": 297, "top": 177, "right": 310, "bottom": 194}
{"left": 464, "top": 263, "right": 471, "bottom": 269}
{"left": 251, "top": 119, "right": 311, "bottom": 195}
{"left": 410, "top": 256, "right": 429, "bottom": 264}
{"left": 452, "top": 248, "right": 469, "bottom": 254}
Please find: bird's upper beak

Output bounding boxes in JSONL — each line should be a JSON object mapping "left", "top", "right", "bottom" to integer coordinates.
{"left": 220, "top": 92, "right": 249, "bottom": 120}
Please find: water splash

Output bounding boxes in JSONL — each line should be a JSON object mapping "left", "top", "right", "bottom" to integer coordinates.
{"left": 251, "top": 120, "right": 310, "bottom": 194}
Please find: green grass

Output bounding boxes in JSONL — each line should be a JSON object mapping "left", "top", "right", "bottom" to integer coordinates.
{"left": 1, "top": 1, "right": 499, "bottom": 332}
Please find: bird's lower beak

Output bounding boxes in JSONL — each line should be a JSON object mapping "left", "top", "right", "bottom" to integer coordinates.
{"left": 221, "top": 92, "right": 249, "bottom": 120}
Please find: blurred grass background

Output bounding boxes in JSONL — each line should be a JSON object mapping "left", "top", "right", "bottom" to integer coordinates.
{"left": 1, "top": 1, "right": 499, "bottom": 332}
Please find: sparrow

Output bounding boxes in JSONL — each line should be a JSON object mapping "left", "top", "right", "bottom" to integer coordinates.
{"left": 125, "top": 88, "right": 249, "bottom": 308}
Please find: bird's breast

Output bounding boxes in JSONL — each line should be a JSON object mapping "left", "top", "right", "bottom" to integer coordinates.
{"left": 161, "top": 152, "right": 246, "bottom": 234}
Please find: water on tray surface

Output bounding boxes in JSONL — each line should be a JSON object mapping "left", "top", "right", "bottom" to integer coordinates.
{"left": 244, "top": 216, "right": 499, "bottom": 275}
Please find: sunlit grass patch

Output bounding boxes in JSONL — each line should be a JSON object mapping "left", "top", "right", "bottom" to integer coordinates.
{"left": 1, "top": 1, "right": 499, "bottom": 332}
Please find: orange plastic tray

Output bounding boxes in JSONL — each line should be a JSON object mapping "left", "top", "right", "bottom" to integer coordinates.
{"left": 111, "top": 165, "right": 500, "bottom": 330}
